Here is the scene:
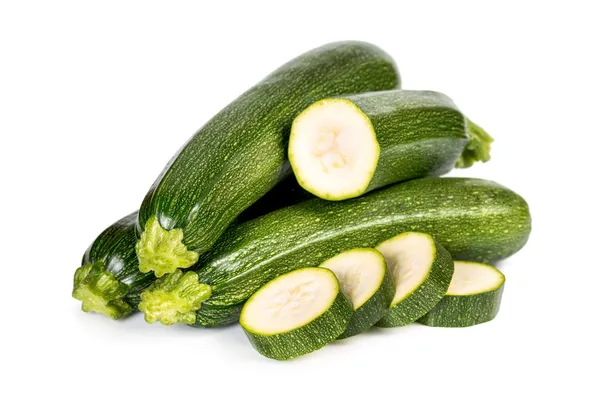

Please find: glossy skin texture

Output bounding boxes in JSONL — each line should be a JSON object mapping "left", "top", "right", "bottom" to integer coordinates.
{"left": 351, "top": 90, "right": 470, "bottom": 192}
{"left": 74, "top": 212, "right": 155, "bottom": 318}
{"left": 194, "top": 178, "right": 531, "bottom": 308}
{"left": 289, "top": 90, "right": 470, "bottom": 200}
{"left": 83, "top": 213, "right": 154, "bottom": 299}
{"left": 191, "top": 303, "right": 244, "bottom": 327}
{"left": 137, "top": 41, "right": 400, "bottom": 256}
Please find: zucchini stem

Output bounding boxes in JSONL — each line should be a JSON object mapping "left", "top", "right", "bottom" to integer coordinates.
{"left": 138, "top": 269, "right": 212, "bottom": 325}
{"left": 136, "top": 216, "right": 199, "bottom": 277}
{"left": 72, "top": 261, "right": 133, "bottom": 319}
{"left": 456, "top": 118, "right": 494, "bottom": 168}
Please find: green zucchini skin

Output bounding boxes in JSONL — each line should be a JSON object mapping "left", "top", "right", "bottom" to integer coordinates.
{"left": 73, "top": 212, "right": 154, "bottom": 319}
{"left": 418, "top": 286, "right": 504, "bottom": 327}
{"left": 193, "top": 177, "right": 531, "bottom": 310}
{"left": 237, "top": 167, "right": 312, "bottom": 222}
{"left": 241, "top": 269, "right": 353, "bottom": 360}
{"left": 418, "top": 263, "right": 505, "bottom": 327}
{"left": 350, "top": 90, "right": 471, "bottom": 192}
{"left": 191, "top": 302, "right": 244, "bottom": 327}
{"left": 376, "top": 235, "right": 454, "bottom": 327}
{"left": 136, "top": 41, "right": 400, "bottom": 275}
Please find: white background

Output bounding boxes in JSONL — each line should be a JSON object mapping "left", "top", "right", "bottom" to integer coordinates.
{"left": 1, "top": 1, "right": 598, "bottom": 400}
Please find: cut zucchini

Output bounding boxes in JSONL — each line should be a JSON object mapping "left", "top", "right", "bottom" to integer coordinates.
{"left": 289, "top": 90, "right": 492, "bottom": 201}
{"left": 375, "top": 232, "right": 454, "bottom": 327}
{"left": 418, "top": 261, "right": 505, "bottom": 327}
{"left": 240, "top": 267, "right": 353, "bottom": 360}
{"left": 289, "top": 99, "right": 380, "bottom": 200}
{"left": 320, "top": 248, "right": 394, "bottom": 338}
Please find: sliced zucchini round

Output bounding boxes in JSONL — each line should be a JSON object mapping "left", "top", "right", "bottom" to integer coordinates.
{"left": 240, "top": 267, "right": 353, "bottom": 360}
{"left": 418, "top": 261, "right": 505, "bottom": 327}
{"left": 320, "top": 248, "right": 394, "bottom": 338}
{"left": 375, "top": 232, "right": 454, "bottom": 327}
{"left": 288, "top": 98, "right": 380, "bottom": 201}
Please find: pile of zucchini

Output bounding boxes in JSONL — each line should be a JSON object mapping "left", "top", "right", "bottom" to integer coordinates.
{"left": 72, "top": 41, "right": 531, "bottom": 360}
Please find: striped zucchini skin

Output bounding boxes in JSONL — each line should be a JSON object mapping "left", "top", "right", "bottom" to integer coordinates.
{"left": 191, "top": 302, "right": 244, "bottom": 327}
{"left": 194, "top": 177, "right": 531, "bottom": 309}
{"left": 73, "top": 212, "right": 154, "bottom": 319}
{"left": 418, "top": 286, "right": 504, "bottom": 327}
{"left": 350, "top": 90, "right": 470, "bottom": 192}
{"left": 136, "top": 42, "right": 399, "bottom": 273}
{"left": 241, "top": 269, "right": 353, "bottom": 360}
{"left": 418, "top": 263, "right": 505, "bottom": 327}
{"left": 376, "top": 235, "right": 454, "bottom": 327}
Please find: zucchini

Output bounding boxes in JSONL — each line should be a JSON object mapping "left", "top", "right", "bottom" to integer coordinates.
{"left": 136, "top": 41, "right": 400, "bottom": 276}
{"left": 194, "top": 303, "right": 244, "bottom": 327}
{"left": 288, "top": 90, "right": 493, "bottom": 200}
{"left": 375, "top": 232, "right": 454, "bottom": 327}
{"left": 138, "top": 177, "right": 531, "bottom": 326}
{"left": 418, "top": 261, "right": 505, "bottom": 327}
{"left": 240, "top": 267, "right": 353, "bottom": 360}
{"left": 72, "top": 212, "right": 154, "bottom": 319}
{"left": 320, "top": 248, "right": 394, "bottom": 338}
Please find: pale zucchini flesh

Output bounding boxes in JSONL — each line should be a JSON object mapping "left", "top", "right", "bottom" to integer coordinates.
{"left": 321, "top": 248, "right": 394, "bottom": 338}
{"left": 418, "top": 261, "right": 505, "bottom": 327}
{"left": 289, "top": 99, "right": 380, "bottom": 201}
{"left": 376, "top": 232, "right": 454, "bottom": 327}
{"left": 240, "top": 268, "right": 353, "bottom": 360}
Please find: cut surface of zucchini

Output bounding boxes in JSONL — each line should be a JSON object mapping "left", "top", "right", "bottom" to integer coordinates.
{"left": 447, "top": 261, "right": 504, "bottom": 295}
{"left": 418, "top": 261, "right": 505, "bottom": 327}
{"left": 321, "top": 248, "right": 394, "bottom": 338}
{"left": 289, "top": 98, "right": 380, "bottom": 201}
{"left": 375, "top": 232, "right": 454, "bottom": 327}
{"left": 240, "top": 267, "right": 353, "bottom": 360}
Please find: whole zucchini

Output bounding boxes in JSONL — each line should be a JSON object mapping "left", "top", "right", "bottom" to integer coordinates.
{"left": 72, "top": 212, "right": 154, "bottom": 319}
{"left": 138, "top": 177, "right": 531, "bottom": 326}
{"left": 136, "top": 41, "right": 400, "bottom": 277}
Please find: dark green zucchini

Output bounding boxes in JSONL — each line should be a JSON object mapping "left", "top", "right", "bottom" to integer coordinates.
{"left": 136, "top": 41, "right": 400, "bottom": 277}
{"left": 288, "top": 90, "right": 493, "bottom": 200}
{"left": 138, "top": 177, "right": 531, "bottom": 325}
{"left": 72, "top": 212, "right": 154, "bottom": 319}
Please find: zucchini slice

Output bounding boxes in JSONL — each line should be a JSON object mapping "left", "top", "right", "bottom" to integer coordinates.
{"left": 240, "top": 267, "right": 353, "bottom": 360}
{"left": 289, "top": 90, "right": 493, "bottom": 201}
{"left": 418, "top": 261, "right": 505, "bottom": 327}
{"left": 320, "top": 248, "right": 394, "bottom": 338}
{"left": 375, "top": 232, "right": 454, "bottom": 327}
